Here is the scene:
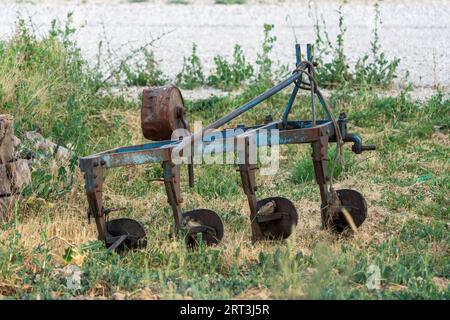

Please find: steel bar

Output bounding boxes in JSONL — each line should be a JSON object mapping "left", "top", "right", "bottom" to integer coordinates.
{"left": 281, "top": 85, "right": 299, "bottom": 128}
{"left": 205, "top": 72, "right": 302, "bottom": 131}
{"left": 307, "top": 44, "right": 316, "bottom": 126}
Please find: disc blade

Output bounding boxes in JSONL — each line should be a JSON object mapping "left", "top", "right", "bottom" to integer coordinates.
{"left": 183, "top": 209, "right": 224, "bottom": 247}
{"left": 255, "top": 197, "right": 298, "bottom": 240}
{"left": 106, "top": 218, "right": 147, "bottom": 251}
{"left": 329, "top": 189, "right": 368, "bottom": 233}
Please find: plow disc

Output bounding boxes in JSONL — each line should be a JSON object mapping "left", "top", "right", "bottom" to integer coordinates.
{"left": 106, "top": 218, "right": 147, "bottom": 251}
{"left": 255, "top": 197, "right": 298, "bottom": 240}
{"left": 183, "top": 209, "right": 224, "bottom": 247}
{"left": 328, "top": 189, "right": 368, "bottom": 233}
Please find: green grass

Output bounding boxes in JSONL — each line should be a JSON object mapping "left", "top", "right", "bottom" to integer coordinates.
{"left": 168, "top": 0, "right": 190, "bottom": 4}
{"left": 215, "top": 0, "right": 247, "bottom": 4}
{"left": 0, "top": 14, "right": 449, "bottom": 300}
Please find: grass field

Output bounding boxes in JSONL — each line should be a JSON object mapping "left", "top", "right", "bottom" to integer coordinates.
{"left": 0, "top": 13, "right": 448, "bottom": 300}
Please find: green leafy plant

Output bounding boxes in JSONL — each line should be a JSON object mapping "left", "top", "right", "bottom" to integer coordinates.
{"left": 313, "top": 5, "right": 351, "bottom": 87}
{"left": 355, "top": 3, "right": 400, "bottom": 88}
{"left": 121, "top": 49, "right": 167, "bottom": 86}
{"left": 176, "top": 43, "right": 205, "bottom": 89}
{"left": 256, "top": 24, "right": 277, "bottom": 84}
{"left": 215, "top": 0, "right": 246, "bottom": 4}
{"left": 207, "top": 44, "right": 253, "bottom": 91}
{"left": 313, "top": 3, "right": 400, "bottom": 89}
{"left": 168, "top": 0, "right": 190, "bottom": 3}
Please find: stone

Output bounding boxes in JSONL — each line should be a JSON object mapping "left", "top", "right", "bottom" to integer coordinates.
{"left": 0, "top": 164, "right": 11, "bottom": 195}
{"left": 112, "top": 292, "right": 126, "bottom": 300}
{"left": 0, "top": 195, "right": 19, "bottom": 222}
{"left": 25, "top": 130, "right": 70, "bottom": 161}
{"left": 6, "top": 159, "right": 31, "bottom": 192}
{"left": 0, "top": 115, "right": 20, "bottom": 164}
{"left": 433, "top": 276, "right": 449, "bottom": 292}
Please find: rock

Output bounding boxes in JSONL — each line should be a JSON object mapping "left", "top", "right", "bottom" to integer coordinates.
{"left": 112, "top": 292, "right": 126, "bottom": 300}
{"left": 0, "top": 164, "right": 11, "bottom": 195}
{"left": 6, "top": 159, "right": 31, "bottom": 192}
{"left": 0, "top": 115, "right": 31, "bottom": 223}
{"left": 131, "top": 287, "right": 159, "bottom": 300}
{"left": 0, "top": 115, "right": 20, "bottom": 164}
{"left": 25, "top": 130, "right": 70, "bottom": 161}
{"left": 55, "top": 145, "right": 70, "bottom": 161}
{"left": 304, "top": 267, "right": 317, "bottom": 276}
{"left": 0, "top": 195, "right": 19, "bottom": 222}
{"left": 433, "top": 276, "right": 449, "bottom": 292}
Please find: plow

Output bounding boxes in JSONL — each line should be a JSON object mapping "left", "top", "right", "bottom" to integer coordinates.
{"left": 79, "top": 44, "right": 375, "bottom": 251}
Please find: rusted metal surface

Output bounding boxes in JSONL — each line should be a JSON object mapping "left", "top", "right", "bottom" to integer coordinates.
{"left": 79, "top": 43, "right": 376, "bottom": 251}
{"left": 183, "top": 209, "right": 224, "bottom": 247}
{"left": 255, "top": 197, "right": 298, "bottom": 240}
{"left": 106, "top": 218, "right": 147, "bottom": 251}
{"left": 325, "top": 189, "right": 368, "bottom": 233}
{"left": 141, "top": 85, "right": 188, "bottom": 141}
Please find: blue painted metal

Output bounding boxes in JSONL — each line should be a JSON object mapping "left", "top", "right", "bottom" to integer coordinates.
{"left": 205, "top": 72, "right": 302, "bottom": 131}
{"left": 316, "top": 90, "right": 333, "bottom": 120}
{"left": 80, "top": 118, "right": 338, "bottom": 170}
{"left": 295, "top": 43, "right": 301, "bottom": 64}
{"left": 102, "top": 152, "right": 167, "bottom": 168}
{"left": 281, "top": 86, "right": 299, "bottom": 128}
{"left": 306, "top": 44, "right": 316, "bottom": 125}
{"left": 282, "top": 44, "right": 302, "bottom": 129}
{"left": 114, "top": 140, "right": 178, "bottom": 153}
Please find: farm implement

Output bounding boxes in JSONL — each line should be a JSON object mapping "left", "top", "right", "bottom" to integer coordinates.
{"left": 79, "top": 44, "right": 375, "bottom": 251}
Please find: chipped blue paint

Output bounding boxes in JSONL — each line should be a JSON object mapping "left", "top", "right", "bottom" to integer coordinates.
{"left": 103, "top": 152, "right": 165, "bottom": 167}
{"left": 115, "top": 140, "right": 179, "bottom": 153}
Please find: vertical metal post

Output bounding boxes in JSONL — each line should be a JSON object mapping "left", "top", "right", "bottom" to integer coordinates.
{"left": 281, "top": 44, "right": 302, "bottom": 128}
{"left": 162, "top": 161, "right": 184, "bottom": 233}
{"left": 307, "top": 44, "right": 316, "bottom": 126}
{"left": 84, "top": 161, "right": 107, "bottom": 242}
{"left": 238, "top": 136, "right": 262, "bottom": 242}
{"left": 311, "top": 136, "right": 330, "bottom": 228}
{"left": 295, "top": 43, "right": 301, "bottom": 64}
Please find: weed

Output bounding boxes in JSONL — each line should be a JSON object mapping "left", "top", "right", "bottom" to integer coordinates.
{"left": 168, "top": 0, "right": 190, "bottom": 4}
{"left": 215, "top": 0, "right": 246, "bottom": 4}
{"left": 313, "top": 5, "right": 351, "bottom": 87}
{"left": 355, "top": 3, "right": 400, "bottom": 87}
{"left": 121, "top": 49, "right": 167, "bottom": 87}
{"left": 256, "top": 24, "right": 277, "bottom": 84}
{"left": 208, "top": 45, "right": 253, "bottom": 91}
{"left": 313, "top": 3, "right": 400, "bottom": 89}
{"left": 0, "top": 15, "right": 136, "bottom": 199}
{"left": 176, "top": 43, "right": 205, "bottom": 89}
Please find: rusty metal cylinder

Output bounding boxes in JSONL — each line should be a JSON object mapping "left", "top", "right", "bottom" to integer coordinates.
{"left": 141, "top": 85, "right": 188, "bottom": 141}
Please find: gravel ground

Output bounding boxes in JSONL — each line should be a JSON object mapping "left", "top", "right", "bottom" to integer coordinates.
{"left": 1, "top": 0, "right": 449, "bottom": 99}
